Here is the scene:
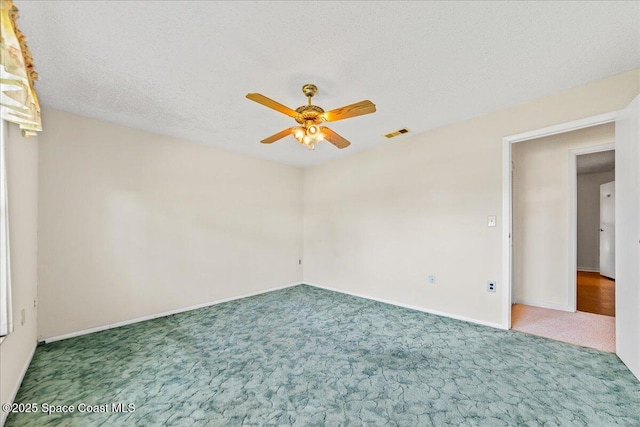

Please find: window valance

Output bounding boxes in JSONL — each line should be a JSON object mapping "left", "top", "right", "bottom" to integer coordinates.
{"left": 1, "top": 0, "right": 41, "bottom": 136}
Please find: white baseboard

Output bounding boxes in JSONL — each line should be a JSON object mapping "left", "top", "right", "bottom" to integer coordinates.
{"left": 1, "top": 342, "right": 36, "bottom": 427}
{"left": 41, "top": 282, "right": 302, "bottom": 344}
{"left": 577, "top": 267, "right": 599, "bottom": 273}
{"left": 42, "top": 280, "right": 508, "bottom": 344}
{"left": 512, "top": 297, "right": 574, "bottom": 312}
{"left": 305, "top": 282, "right": 506, "bottom": 330}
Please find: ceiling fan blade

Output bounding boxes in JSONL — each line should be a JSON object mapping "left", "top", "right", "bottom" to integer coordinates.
{"left": 260, "top": 127, "right": 296, "bottom": 144}
{"left": 246, "top": 93, "right": 299, "bottom": 118}
{"left": 320, "top": 127, "right": 351, "bottom": 149}
{"left": 323, "top": 100, "right": 376, "bottom": 122}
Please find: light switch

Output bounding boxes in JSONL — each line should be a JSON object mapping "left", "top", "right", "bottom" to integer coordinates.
{"left": 488, "top": 215, "right": 497, "bottom": 227}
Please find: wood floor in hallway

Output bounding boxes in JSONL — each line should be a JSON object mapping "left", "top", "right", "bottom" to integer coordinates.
{"left": 577, "top": 271, "right": 615, "bottom": 317}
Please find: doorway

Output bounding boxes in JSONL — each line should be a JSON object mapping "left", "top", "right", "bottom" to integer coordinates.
{"left": 576, "top": 150, "right": 615, "bottom": 317}
{"left": 503, "top": 96, "right": 640, "bottom": 379}
{"left": 506, "top": 121, "right": 616, "bottom": 352}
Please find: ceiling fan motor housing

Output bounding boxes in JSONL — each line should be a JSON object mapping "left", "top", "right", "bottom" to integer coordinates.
{"left": 295, "top": 105, "right": 325, "bottom": 125}
{"left": 295, "top": 84, "right": 325, "bottom": 126}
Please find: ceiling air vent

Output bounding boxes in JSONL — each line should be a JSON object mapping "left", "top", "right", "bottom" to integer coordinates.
{"left": 384, "top": 128, "right": 410, "bottom": 139}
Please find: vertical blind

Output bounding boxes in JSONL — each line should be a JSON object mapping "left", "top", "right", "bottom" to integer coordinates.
{"left": 0, "top": 121, "right": 11, "bottom": 337}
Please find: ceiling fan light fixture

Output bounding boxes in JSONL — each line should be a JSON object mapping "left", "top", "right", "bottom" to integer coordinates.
{"left": 293, "top": 127, "right": 305, "bottom": 141}
{"left": 307, "top": 125, "right": 319, "bottom": 136}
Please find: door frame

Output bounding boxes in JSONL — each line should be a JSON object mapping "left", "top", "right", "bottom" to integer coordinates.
{"left": 569, "top": 143, "right": 616, "bottom": 281}
{"left": 501, "top": 111, "right": 618, "bottom": 329}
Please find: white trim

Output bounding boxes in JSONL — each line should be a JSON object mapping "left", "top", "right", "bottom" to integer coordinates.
{"left": 306, "top": 282, "right": 506, "bottom": 330}
{"left": 577, "top": 267, "right": 600, "bottom": 273}
{"left": 512, "top": 297, "right": 574, "bottom": 312}
{"left": 41, "top": 282, "right": 301, "bottom": 343}
{"left": 502, "top": 111, "right": 618, "bottom": 330}
{"left": 501, "top": 130, "right": 512, "bottom": 330}
{"left": 503, "top": 112, "right": 618, "bottom": 144}
{"left": 43, "top": 280, "right": 508, "bottom": 344}
{"left": 0, "top": 342, "right": 36, "bottom": 427}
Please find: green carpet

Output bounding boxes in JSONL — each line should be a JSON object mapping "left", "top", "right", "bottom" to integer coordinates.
{"left": 5, "top": 285, "right": 640, "bottom": 426}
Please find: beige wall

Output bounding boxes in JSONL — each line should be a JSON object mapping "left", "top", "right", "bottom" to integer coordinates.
{"left": 577, "top": 169, "right": 615, "bottom": 271}
{"left": 513, "top": 124, "right": 615, "bottom": 309}
{"left": 303, "top": 70, "right": 639, "bottom": 327}
{"left": 37, "top": 109, "right": 303, "bottom": 340}
{"left": 0, "top": 124, "right": 38, "bottom": 422}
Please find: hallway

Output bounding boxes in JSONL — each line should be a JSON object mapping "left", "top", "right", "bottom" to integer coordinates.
{"left": 511, "top": 272, "right": 615, "bottom": 352}
{"left": 512, "top": 304, "right": 615, "bottom": 353}
{"left": 577, "top": 271, "right": 615, "bottom": 316}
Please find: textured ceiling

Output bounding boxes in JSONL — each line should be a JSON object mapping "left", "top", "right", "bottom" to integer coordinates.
{"left": 18, "top": 1, "right": 640, "bottom": 167}
{"left": 577, "top": 150, "right": 615, "bottom": 175}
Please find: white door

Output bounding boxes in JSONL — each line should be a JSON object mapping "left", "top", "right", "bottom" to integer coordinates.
{"left": 599, "top": 181, "right": 615, "bottom": 279}
{"left": 615, "top": 94, "right": 640, "bottom": 380}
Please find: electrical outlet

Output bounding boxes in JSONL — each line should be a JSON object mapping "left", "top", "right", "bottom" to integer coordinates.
{"left": 33, "top": 298, "right": 37, "bottom": 309}
{"left": 487, "top": 281, "right": 496, "bottom": 292}
{"left": 428, "top": 275, "right": 436, "bottom": 284}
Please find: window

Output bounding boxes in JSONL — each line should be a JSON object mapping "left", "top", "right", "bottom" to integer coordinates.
{"left": 0, "top": 119, "right": 12, "bottom": 338}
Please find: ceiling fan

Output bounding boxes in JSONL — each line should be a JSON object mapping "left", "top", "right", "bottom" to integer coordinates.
{"left": 246, "top": 84, "right": 376, "bottom": 150}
